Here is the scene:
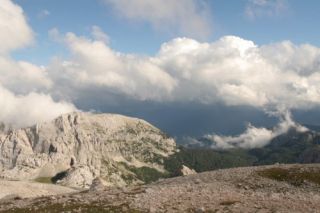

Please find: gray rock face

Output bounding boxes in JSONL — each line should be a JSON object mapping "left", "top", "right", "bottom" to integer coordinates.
{"left": 0, "top": 112, "right": 176, "bottom": 188}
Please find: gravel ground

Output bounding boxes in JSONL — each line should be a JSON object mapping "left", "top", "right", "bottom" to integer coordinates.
{"left": 1, "top": 164, "right": 320, "bottom": 212}
{"left": 0, "top": 180, "right": 77, "bottom": 200}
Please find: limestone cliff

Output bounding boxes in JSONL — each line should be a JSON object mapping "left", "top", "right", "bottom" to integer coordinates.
{"left": 0, "top": 112, "right": 176, "bottom": 188}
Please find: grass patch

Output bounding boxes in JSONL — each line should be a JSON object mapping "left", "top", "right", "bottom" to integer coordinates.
{"left": 219, "top": 200, "right": 239, "bottom": 206}
{"left": 1, "top": 202, "right": 144, "bottom": 213}
{"left": 118, "top": 162, "right": 168, "bottom": 184}
{"left": 257, "top": 167, "right": 320, "bottom": 186}
{"left": 129, "top": 166, "right": 168, "bottom": 184}
{"left": 33, "top": 177, "right": 53, "bottom": 184}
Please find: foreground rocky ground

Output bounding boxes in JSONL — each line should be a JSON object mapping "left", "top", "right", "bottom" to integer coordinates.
{"left": 0, "top": 180, "right": 77, "bottom": 200}
{"left": 1, "top": 164, "right": 320, "bottom": 212}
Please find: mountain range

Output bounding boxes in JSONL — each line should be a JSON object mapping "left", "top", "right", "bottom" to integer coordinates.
{"left": 1, "top": 112, "right": 320, "bottom": 190}
{"left": 166, "top": 127, "right": 320, "bottom": 174}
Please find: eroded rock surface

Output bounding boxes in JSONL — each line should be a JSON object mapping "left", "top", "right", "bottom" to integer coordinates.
{"left": 0, "top": 112, "right": 176, "bottom": 188}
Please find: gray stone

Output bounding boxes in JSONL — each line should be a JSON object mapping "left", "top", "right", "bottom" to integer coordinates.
{"left": 0, "top": 112, "right": 176, "bottom": 189}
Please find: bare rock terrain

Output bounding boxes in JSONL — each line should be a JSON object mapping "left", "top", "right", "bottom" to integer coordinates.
{"left": 0, "top": 112, "right": 176, "bottom": 188}
{"left": 1, "top": 163, "right": 320, "bottom": 212}
{"left": 0, "top": 180, "right": 77, "bottom": 200}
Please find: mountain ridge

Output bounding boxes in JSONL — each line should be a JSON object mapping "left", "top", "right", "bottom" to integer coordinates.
{"left": 0, "top": 112, "right": 176, "bottom": 188}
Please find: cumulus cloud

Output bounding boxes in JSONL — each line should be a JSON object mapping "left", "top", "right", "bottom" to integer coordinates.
{"left": 245, "top": 0, "right": 289, "bottom": 19}
{"left": 47, "top": 29, "right": 320, "bottom": 113}
{"left": 104, "top": 0, "right": 212, "bottom": 39}
{"left": 155, "top": 36, "right": 320, "bottom": 109}
{"left": 190, "top": 111, "right": 308, "bottom": 149}
{"left": 0, "top": 84, "right": 76, "bottom": 128}
{"left": 0, "top": 0, "right": 34, "bottom": 54}
{"left": 48, "top": 31, "right": 177, "bottom": 101}
{"left": 0, "top": 57, "right": 52, "bottom": 93}
{"left": 91, "top": 26, "right": 110, "bottom": 44}
{"left": 0, "top": 0, "right": 76, "bottom": 128}
{"left": 37, "top": 9, "right": 50, "bottom": 19}
{"left": 2, "top": 0, "right": 320, "bottom": 130}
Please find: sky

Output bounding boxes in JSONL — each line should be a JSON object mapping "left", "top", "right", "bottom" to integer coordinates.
{"left": 12, "top": 0, "right": 320, "bottom": 64}
{"left": 1, "top": 0, "right": 320, "bottom": 147}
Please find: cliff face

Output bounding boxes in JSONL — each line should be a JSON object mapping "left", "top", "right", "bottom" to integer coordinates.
{"left": 0, "top": 112, "right": 176, "bottom": 188}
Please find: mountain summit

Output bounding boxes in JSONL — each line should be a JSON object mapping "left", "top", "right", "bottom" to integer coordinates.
{"left": 0, "top": 112, "right": 176, "bottom": 188}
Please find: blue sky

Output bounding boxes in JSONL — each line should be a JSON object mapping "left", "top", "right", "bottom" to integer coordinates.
{"left": 13, "top": 0, "right": 320, "bottom": 65}
{"left": 2, "top": 0, "right": 320, "bottom": 143}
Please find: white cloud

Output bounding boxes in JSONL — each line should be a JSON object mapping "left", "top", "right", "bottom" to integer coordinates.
{"left": 104, "top": 0, "right": 212, "bottom": 39}
{"left": 91, "top": 26, "right": 110, "bottom": 44}
{"left": 0, "top": 57, "right": 52, "bottom": 93}
{"left": 156, "top": 36, "right": 320, "bottom": 109}
{"left": 48, "top": 31, "right": 177, "bottom": 101}
{"left": 0, "top": 84, "right": 76, "bottom": 128}
{"left": 199, "top": 111, "right": 308, "bottom": 149}
{"left": 38, "top": 9, "right": 50, "bottom": 19}
{"left": 47, "top": 29, "right": 320, "bottom": 113}
{"left": 0, "top": 0, "right": 76, "bottom": 128}
{"left": 48, "top": 28, "right": 63, "bottom": 42}
{"left": 0, "top": 0, "right": 34, "bottom": 54}
{"left": 1, "top": 0, "right": 320, "bottom": 129}
{"left": 245, "top": 0, "right": 288, "bottom": 20}
{"left": 0, "top": 0, "right": 50, "bottom": 93}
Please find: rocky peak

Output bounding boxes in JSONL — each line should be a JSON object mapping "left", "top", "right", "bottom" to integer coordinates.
{"left": 0, "top": 112, "right": 176, "bottom": 188}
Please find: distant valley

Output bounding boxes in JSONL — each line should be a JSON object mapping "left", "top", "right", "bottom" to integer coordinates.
{"left": 167, "top": 127, "right": 320, "bottom": 174}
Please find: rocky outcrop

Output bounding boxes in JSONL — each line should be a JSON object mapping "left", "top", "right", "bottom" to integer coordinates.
{"left": 0, "top": 112, "right": 176, "bottom": 188}
{"left": 180, "top": 165, "right": 197, "bottom": 176}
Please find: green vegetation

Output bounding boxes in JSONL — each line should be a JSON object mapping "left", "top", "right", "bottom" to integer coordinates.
{"left": 1, "top": 202, "right": 144, "bottom": 213}
{"left": 219, "top": 200, "right": 240, "bottom": 206}
{"left": 257, "top": 167, "right": 320, "bottom": 186}
{"left": 118, "top": 162, "right": 168, "bottom": 184}
{"left": 164, "top": 146, "right": 257, "bottom": 176}
{"left": 33, "top": 177, "right": 53, "bottom": 184}
{"left": 164, "top": 130, "right": 320, "bottom": 176}
{"left": 129, "top": 166, "right": 168, "bottom": 183}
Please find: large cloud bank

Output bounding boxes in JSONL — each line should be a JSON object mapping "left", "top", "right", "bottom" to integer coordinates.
{"left": 45, "top": 28, "right": 320, "bottom": 148}
{"left": 2, "top": 0, "right": 320, "bottom": 132}
{"left": 50, "top": 31, "right": 320, "bottom": 111}
{"left": 0, "top": 0, "right": 76, "bottom": 128}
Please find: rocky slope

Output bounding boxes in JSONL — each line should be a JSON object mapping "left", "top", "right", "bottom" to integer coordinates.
{"left": 1, "top": 164, "right": 320, "bottom": 212}
{"left": 0, "top": 112, "right": 176, "bottom": 188}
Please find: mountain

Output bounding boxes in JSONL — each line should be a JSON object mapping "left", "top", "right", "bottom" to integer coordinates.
{"left": 0, "top": 112, "right": 176, "bottom": 188}
{"left": 164, "top": 128, "right": 320, "bottom": 174}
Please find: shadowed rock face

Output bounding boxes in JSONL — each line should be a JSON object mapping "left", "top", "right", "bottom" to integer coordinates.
{"left": 0, "top": 112, "right": 176, "bottom": 188}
